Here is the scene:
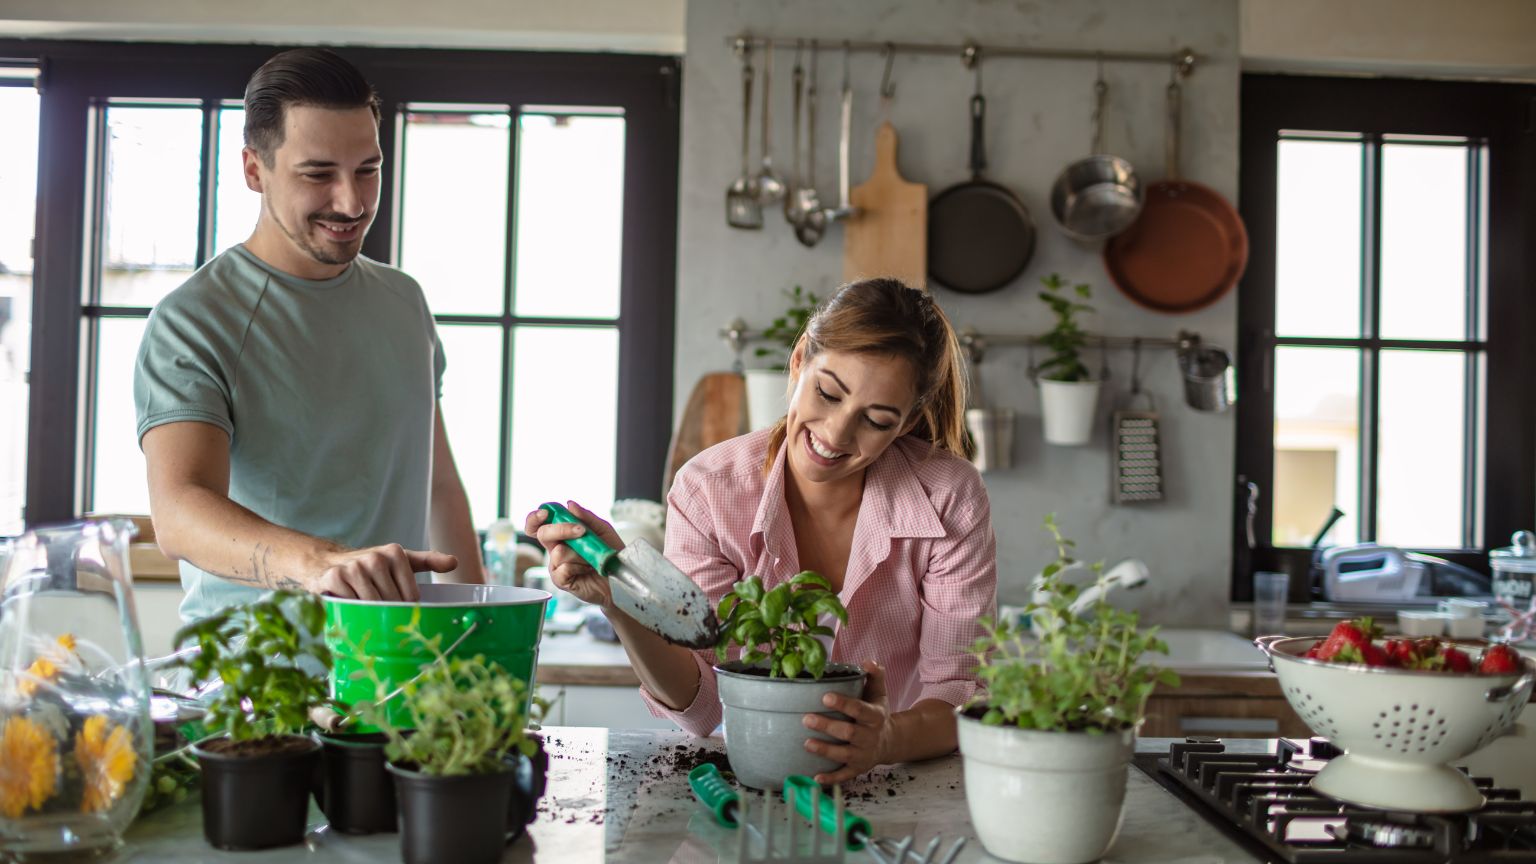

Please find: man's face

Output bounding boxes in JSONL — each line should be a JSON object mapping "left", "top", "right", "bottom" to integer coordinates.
{"left": 244, "top": 105, "right": 381, "bottom": 277}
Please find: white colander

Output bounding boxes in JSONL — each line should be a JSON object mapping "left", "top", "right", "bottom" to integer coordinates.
{"left": 1256, "top": 635, "right": 1535, "bottom": 812}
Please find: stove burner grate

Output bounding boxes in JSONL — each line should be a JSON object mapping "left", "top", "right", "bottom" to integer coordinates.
{"left": 1134, "top": 737, "right": 1536, "bottom": 863}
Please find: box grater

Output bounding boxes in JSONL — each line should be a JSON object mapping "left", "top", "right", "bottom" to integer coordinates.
{"left": 1112, "top": 390, "right": 1163, "bottom": 504}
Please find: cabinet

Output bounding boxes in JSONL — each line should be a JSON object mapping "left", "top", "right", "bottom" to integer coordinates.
{"left": 1142, "top": 673, "right": 1310, "bottom": 738}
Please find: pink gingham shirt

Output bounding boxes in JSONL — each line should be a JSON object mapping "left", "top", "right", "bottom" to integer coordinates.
{"left": 641, "top": 429, "right": 997, "bottom": 737}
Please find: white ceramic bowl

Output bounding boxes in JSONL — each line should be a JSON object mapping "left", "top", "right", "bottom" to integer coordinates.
{"left": 1255, "top": 635, "right": 1535, "bottom": 812}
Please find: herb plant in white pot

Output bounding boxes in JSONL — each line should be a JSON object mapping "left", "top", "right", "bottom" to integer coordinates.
{"left": 745, "top": 286, "right": 818, "bottom": 431}
{"left": 958, "top": 516, "right": 1177, "bottom": 864}
{"left": 1035, "top": 273, "right": 1100, "bottom": 446}
{"left": 712, "top": 573, "right": 864, "bottom": 790}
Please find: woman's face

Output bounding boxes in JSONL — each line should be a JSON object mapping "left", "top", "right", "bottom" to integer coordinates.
{"left": 784, "top": 347, "right": 919, "bottom": 486}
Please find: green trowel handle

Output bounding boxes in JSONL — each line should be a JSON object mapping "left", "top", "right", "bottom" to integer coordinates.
{"left": 783, "top": 775, "right": 871, "bottom": 850}
{"left": 688, "top": 763, "right": 739, "bottom": 827}
{"left": 539, "top": 502, "right": 618, "bottom": 575}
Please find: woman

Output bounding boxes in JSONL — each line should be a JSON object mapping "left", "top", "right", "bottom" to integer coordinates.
{"left": 526, "top": 278, "right": 996, "bottom": 783}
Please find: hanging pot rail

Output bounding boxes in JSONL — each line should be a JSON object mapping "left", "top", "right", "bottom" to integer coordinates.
{"left": 727, "top": 35, "right": 1198, "bottom": 74}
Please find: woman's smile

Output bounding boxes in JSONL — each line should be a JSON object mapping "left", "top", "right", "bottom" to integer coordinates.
{"left": 804, "top": 428, "right": 850, "bottom": 465}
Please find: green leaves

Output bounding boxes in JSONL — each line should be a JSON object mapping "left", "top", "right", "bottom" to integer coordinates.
{"left": 964, "top": 516, "right": 1178, "bottom": 734}
{"left": 715, "top": 571, "right": 847, "bottom": 680}
{"left": 168, "top": 591, "right": 333, "bottom": 743}
{"left": 1037, "top": 273, "right": 1095, "bottom": 383}
{"left": 755, "top": 285, "right": 821, "bottom": 371}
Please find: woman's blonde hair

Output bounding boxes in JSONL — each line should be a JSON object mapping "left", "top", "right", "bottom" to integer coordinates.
{"left": 764, "top": 278, "right": 971, "bottom": 473}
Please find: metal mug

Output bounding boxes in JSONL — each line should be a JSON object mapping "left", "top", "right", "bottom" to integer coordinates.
{"left": 1179, "top": 344, "right": 1234, "bottom": 413}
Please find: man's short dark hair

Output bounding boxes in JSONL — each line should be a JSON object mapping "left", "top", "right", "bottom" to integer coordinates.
{"left": 244, "top": 48, "right": 381, "bottom": 165}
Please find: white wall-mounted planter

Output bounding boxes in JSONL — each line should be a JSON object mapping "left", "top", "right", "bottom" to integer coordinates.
{"left": 956, "top": 708, "right": 1134, "bottom": 864}
{"left": 1038, "top": 378, "right": 1102, "bottom": 446}
{"left": 743, "top": 369, "right": 788, "bottom": 432}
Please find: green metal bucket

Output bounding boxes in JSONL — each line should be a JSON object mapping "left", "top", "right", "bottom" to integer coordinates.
{"left": 324, "top": 584, "right": 551, "bottom": 730}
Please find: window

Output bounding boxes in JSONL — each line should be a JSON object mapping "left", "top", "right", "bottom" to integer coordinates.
{"left": 0, "top": 63, "right": 39, "bottom": 535}
{"left": 1236, "top": 75, "right": 1536, "bottom": 597}
{"left": 6, "top": 41, "right": 679, "bottom": 529}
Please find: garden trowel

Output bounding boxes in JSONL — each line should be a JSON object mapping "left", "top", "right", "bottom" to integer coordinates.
{"left": 539, "top": 502, "right": 719, "bottom": 649}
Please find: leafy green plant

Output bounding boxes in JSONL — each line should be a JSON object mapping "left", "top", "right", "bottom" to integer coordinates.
{"left": 171, "top": 591, "right": 335, "bottom": 741}
{"left": 754, "top": 285, "right": 820, "bottom": 371}
{"left": 715, "top": 573, "right": 847, "bottom": 679}
{"left": 1037, "top": 273, "right": 1095, "bottom": 382}
{"left": 349, "top": 611, "right": 538, "bottom": 776}
{"left": 966, "top": 515, "right": 1178, "bottom": 733}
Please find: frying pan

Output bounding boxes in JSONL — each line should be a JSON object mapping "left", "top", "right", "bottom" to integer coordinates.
{"left": 928, "top": 61, "right": 1035, "bottom": 294}
{"left": 1102, "top": 75, "right": 1247, "bottom": 313}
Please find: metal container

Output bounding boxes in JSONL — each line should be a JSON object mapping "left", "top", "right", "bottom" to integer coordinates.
{"left": 1178, "top": 342, "right": 1234, "bottom": 413}
{"left": 965, "top": 407, "right": 1015, "bottom": 473}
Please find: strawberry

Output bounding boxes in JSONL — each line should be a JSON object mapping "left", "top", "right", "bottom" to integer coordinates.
{"left": 1479, "top": 643, "right": 1523, "bottom": 676}
{"left": 1334, "top": 640, "right": 1393, "bottom": 667}
{"left": 1384, "top": 638, "right": 1420, "bottom": 668}
{"left": 1441, "top": 646, "right": 1474, "bottom": 673}
{"left": 1312, "top": 617, "right": 1383, "bottom": 662}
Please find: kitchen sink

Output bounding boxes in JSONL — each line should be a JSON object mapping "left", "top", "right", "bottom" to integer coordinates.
{"left": 1152, "top": 628, "right": 1270, "bottom": 673}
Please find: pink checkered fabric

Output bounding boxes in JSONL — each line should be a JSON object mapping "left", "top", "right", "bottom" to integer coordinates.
{"left": 640, "top": 429, "right": 997, "bottom": 737}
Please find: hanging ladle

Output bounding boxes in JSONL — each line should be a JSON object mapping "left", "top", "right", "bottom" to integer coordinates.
{"left": 726, "top": 39, "right": 763, "bottom": 230}
{"left": 753, "top": 43, "right": 786, "bottom": 205}
{"left": 791, "top": 41, "right": 825, "bottom": 246}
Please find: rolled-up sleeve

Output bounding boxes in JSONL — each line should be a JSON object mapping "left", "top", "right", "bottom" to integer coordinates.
{"left": 914, "top": 475, "right": 996, "bottom": 708}
{"left": 637, "top": 469, "right": 744, "bottom": 737}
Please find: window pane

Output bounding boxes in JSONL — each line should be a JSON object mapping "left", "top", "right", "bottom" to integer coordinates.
{"left": 1380, "top": 142, "right": 1471, "bottom": 341}
{"left": 212, "top": 106, "right": 260, "bottom": 258}
{"left": 0, "top": 86, "right": 39, "bottom": 534}
{"left": 436, "top": 324, "right": 503, "bottom": 529}
{"left": 1276, "top": 138, "right": 1362, "bottom": 338}
{"left": 399, "top": 110, "right": 510, "bottom": 316}
{"left": 100, "top": 106, "right": 202, "bottom": 307}
{"left": 1377, "top": 350, "right": 1469, "bottom": 547}
{"left": 513, "top": 113, "right": 625, "bottom": 319}
{"left": 90, "top": 317, "right": 150, "bottom": 515}
{"left": 508, "top": 326, "right": 617, "bottom": 519}
{"left": 1273, "top": 347, "right": 1360, "bottom": 547}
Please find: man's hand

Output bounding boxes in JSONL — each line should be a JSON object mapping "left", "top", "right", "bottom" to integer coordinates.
{"left": 802, "top": 660, "right": 894, "bottom": 784}
{"left": 313, "top": 544, "right": 457, "bottom": 601}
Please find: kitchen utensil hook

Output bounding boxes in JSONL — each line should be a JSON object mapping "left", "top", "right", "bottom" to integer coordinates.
{"left": 962, "top": 44, "right": 983, "bottom": 95}
{"left": 880, "top": 43, "right": 897, "bottom": 100}
{"left": 1130, "top": 338, "right": 1143, "bottom": 395}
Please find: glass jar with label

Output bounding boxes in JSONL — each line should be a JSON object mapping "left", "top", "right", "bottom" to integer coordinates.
{"left": 1491, "top": 530, "right": 1536, "bottom": 612}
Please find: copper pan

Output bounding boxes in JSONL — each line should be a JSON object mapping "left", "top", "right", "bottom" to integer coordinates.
{"left": 1103, "top": 75, "right": 1248, "bottom": 314}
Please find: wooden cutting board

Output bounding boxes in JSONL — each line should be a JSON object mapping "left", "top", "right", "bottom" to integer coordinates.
{"left": 845, "top": 122, "right": 928, "bottom": 289}
{"left": 662, "top": 372, "right": 747, "bottom": 496}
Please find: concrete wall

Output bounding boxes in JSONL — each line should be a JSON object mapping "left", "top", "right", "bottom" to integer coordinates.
{"left": 678, "top": 0, "right": 1241, "bottom": 624}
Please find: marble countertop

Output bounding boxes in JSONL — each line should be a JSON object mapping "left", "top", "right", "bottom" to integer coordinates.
{"left": 119, "top": 729, "right": 1268, "bottom": 863}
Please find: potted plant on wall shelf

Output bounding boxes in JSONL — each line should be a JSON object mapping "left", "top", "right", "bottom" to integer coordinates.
{"left": 745, "top": 285, "right": 819, "bottom": 431}
{"left": 712, "top": 572, "right": 864, "bottom": 790}
{"left": 172, "top": 591, "right": 334, "bottom": 850}
{"left": 351, "top": 613, "right": 547, "bottom": 864}
{"left": 1035, "top": 273, "right": 1101, "bottom": 445}
{"left": 958, "top": 515, "right": 1178, "bottom": 864}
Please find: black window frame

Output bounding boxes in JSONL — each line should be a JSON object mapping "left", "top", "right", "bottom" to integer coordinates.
{"left": 1235, "top": 73, "right": 1536, "bottom": 601}
{"left": 6, "top": 39, "right": 680, "bottom": 527}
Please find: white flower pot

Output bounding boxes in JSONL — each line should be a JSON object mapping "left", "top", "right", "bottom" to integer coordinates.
{"left": 715, "top": 661, "right": 866, "bottom": 790}
{"left": 743, "top": 369, "right": 788, "bottom": 432}
{"left": 956, "top": 709, "right": 1134, "bottom": 864}
{"left": 1038, "top": 378, "right": 1102, "bottom": 446}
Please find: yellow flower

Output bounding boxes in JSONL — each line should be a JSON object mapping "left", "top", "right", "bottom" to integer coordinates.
{"left": 75, "top": 716, "right": 136, "bottom": 814}
{"left": 0, "top": 716, "right": 60, "bottom": 818}
{"left": 55, "top": 634, "right": 76, "bottom": 653}
{"left": 16, "top": 658, "right": 59, "bottom": 699}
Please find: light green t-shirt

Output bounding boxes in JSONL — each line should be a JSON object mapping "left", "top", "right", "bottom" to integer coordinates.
{"left": 134, "top": 245, "right": 445, "bottom": 624}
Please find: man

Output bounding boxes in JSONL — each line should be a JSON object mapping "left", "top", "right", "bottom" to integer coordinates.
{"left": 134, "top": 47, "right": 482, "bottom": 622}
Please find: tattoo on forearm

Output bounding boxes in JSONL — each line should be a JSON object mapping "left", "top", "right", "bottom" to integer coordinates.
{"left": 217, "top": 543, "right": 303, "bottom": 591}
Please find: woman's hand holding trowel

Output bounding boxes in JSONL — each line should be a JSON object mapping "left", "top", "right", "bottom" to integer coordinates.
{"left": 525, "top": 500, "right": 619, "bottom": 607}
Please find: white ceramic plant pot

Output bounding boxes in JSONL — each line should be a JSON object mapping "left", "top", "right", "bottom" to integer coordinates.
{"left": 715, "top": 661, "right": 866, "bottom": 790}
{"left": 956, "top": 708, "right": 1134, "bottom": 864}
{"left": 1039, "top": 378, "right": 1102, "bottom": 446}
{"left": 744, "top": 369, "right": 788, "bottom": 432}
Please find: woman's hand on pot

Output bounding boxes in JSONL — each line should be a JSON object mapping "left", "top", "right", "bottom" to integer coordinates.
{"left": 524, "top": 501, "right": 623, "bottom": 607}
{"left": 802, "top": 660, "right": 893, "bottom": 784}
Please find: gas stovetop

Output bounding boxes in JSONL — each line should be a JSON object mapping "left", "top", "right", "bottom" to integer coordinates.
{"left": 1132, "top": 737, "right": 1536, "bottom": 862}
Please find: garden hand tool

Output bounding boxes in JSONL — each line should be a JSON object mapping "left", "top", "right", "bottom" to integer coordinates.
{"left": 689, "top": 764, "right": 845, "bottom": 863}
{"left": 539, "top": 502, "right": 719, "bottom": 649}
{"left": 783, "top": 774, "right": 968, "bottom": 864}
